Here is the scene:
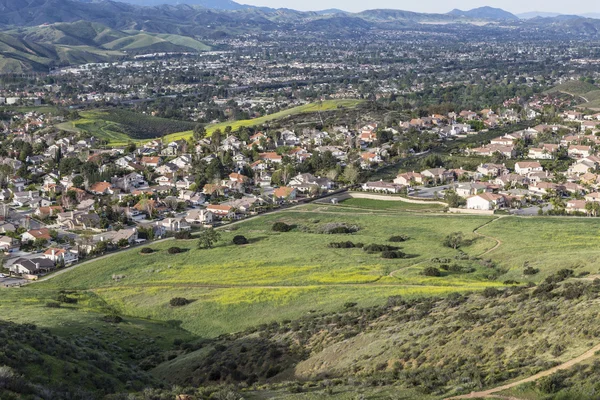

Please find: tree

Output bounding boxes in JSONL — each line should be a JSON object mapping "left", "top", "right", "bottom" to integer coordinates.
{"left": 443, "top": 232, "right": 464, "bottom": 249}
{"left": 193, "top": 124, "right": 206, "bottom": 141}
{"left": 72, "top": 175, "right": 84, "bottom": 189}
{"left": 197, "top": 227, "right": 221, "bottom": 249}
{"left": 343, "top": 165, "right": 360, "bottom": 184}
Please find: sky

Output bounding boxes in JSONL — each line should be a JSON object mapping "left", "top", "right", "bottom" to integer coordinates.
{"left": 238, "top": 0, "right": 598, "bottom": 15}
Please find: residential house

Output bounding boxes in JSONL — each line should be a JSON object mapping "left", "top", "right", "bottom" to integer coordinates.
{"left": 21, "top": 228, "right": 52, "bottom": 243}
{"left": 273, "top": 186, "right": 297, "bottom": 201}
{"left": 466, "top": 193, "right": 505, "bottom": 210}
{"left": 158, "top": 218, "right": 191, "bottom": 232}
{"left": 9, "top": 257, "right": 55, "bottom": 275}
{"left": 514, "top": 162, "right": 543, "bottom": 175}
{"left": 43, "top": 248, "right": 78, "bottom": 265}
{"left": 185, "top": 209, "right": 214, "bottom": 225}
{"left": 394, "top": 172, "right": 424, "bottom": 186}
{"left": 206, "top": 204, "right": 235, "bottom": 219}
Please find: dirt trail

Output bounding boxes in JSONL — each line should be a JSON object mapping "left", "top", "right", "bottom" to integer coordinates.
{"left": 389, "top": 216, "right": 505, "bottom": 278}
{"left": 473, "top": 216, "right": 505, "bottom": 257}
{"left": 446, "top": 342, "right": 600, "bottom": 399}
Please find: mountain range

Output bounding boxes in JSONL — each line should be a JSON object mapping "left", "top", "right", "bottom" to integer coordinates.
{"left": 1, "top": 0, "right": 600, "bottom": 73}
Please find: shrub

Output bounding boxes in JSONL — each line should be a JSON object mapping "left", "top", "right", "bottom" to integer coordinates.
{"left": 102, "top": 315, "right": 123, "bottom": 323}
{"left": 482, "top": 287, "right": 501, "bottom": 298}
{"left": 56, "top": 293, "right": 77, "bottom": 304}
{"left": 389, "top": 235, "right": 409, "bottom": 242}
{"left": 422, "top": 267, "right": 441, "bottom": 277}
{"left": 363, "top": 244, "right": 399, "bottom": 253}
{"left": 381, "top": 250, "right": 406, "bottom": 259}
{"left": 318, "top": 222, "right": 359, "bottom": 234}
{"left": 328, "top": 241, "right": 356, "bottom": 248}
{"left": 140, "top": 247, "right": 154, "bottom": 254}
{"left": 174, "top": 231, "right": 192, "bottom": 240}
{"left": 168, "top": 247, "right": 183, "bottom": 254}
{"left": 170, "top": 297, "right": 191, "bottom": 307}
{"left": 232, "top": 235, "right": 249, "bottom": 245}
{"left": 443, "top": 232, "right": 464, "bottom": 249}
{"left": 523, "top": 266, "right": 539, "bottom": 275}
{"left": 272, "top": 222, "right": 292, "bottom": 232}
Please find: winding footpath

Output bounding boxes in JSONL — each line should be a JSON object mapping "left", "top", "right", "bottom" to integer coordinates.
{"left": 446, "top": 342, "right": 600, "bottom": 399}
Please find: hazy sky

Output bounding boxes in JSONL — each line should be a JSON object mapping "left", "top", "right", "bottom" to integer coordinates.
{"left": 239, "top": 0, "right": 598, "bottom": 14}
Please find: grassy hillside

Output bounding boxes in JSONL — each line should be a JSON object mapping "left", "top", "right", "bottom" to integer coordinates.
{"left": 0, "top": 288, "right": 193, "bottom": 398}
{"left": 5, "top": 201, "right": 600, "bottom": 397}
{"left": 38, "top": 204, "right": 502, "bottom": 337}
{"left": 0, "top": 22, "right": 211, "bottom": 72}
{"left": 58, "top": 109, "right": 197, "bottom": 145}
{"left": 163, "top": 99, "right": 364, "bottom": 142}
{"left": 544, "top": 80, "right": 600, "bottom": 97}
{"left": 152, "top": 278, "right": 600, "bottom": 399}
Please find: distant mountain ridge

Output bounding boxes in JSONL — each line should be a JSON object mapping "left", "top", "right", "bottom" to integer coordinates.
{"left": 447, "top": 6, "right": 519, "bottom": 21}
{"left": 1, "top": 0, "right": 600, "bottom": 73}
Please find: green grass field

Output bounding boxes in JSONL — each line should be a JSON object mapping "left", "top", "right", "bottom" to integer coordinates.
{"left": 12, "top": 200, "right": 600, "bottom": 340}
{"left": 35, "top": 205, "right": 501, "bottom": 337}
{"left": 478, "top": 216, "right": 600, "bottom": 280}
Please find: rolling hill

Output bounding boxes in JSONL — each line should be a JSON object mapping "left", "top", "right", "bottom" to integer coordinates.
{"left": 0, "top": 21, "right": 210, "bottom": 72}
{"left": 447, "top": 6, "right": 519, "bottom": 21}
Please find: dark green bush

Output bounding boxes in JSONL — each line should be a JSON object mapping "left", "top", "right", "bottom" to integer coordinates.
{"left": 170, "top": 297, "right": 191, "bottom": 307}
{"left": 389, "top": 235, "right": 409, "bottom": 242}
{"left": 232, "top": 235, "right": 249, "bottom": 245}
{"left": 422, "top": 267, "right": 441, "bottom": 277}
{"left": 167, "top": 247, "right": 183, "bottom": 254}
{"left": 363, "top": 244, "right": 399, "bottom": 253}
{"left": 524, "top": 266, "right": 539, "bottom": 275}
{"left": 272, "top": 222, "right": 292, "bottom": 232}
{"left": 140, "top": 247, "right": 154, "bottom": 254}
{"left": 328, "top": 241, "right": 356, "bottom": 248}
{"left": 102, "top": 315, "right": 123, "bottom": 323}
{"left": 381, "top": 250, "right": 406, "bottom": 259}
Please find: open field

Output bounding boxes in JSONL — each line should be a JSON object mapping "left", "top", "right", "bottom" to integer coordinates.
{"left": 12, "top": 201, "right": 600, "bottom": 339}
{"left": 477, "top": 216, "right": 600, "bottom": 280}
{"left": 162, "top": 99, "right": 364, "bottom": 142}
{"left": 36, "top": 206, "right": 501, "bottom": 337}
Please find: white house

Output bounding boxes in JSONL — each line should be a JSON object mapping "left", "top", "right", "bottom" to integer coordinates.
{"left": 466, "top": 193, "right": 505, "bottom": 210}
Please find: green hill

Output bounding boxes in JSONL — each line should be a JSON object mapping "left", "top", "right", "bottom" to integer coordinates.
{"left": 0, "top": 21, "right": 211, "bottom": 72}
{"left": 544, "top": 80, "right": 600, "bottom": 97}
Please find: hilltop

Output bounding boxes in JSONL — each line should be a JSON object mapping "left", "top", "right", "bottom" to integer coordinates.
{"left": 448, "top": 6, "right": 519, "bottom": 21}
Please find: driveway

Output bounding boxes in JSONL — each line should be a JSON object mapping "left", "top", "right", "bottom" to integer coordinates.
{"left": 511, "top": 204, "right": 553, "bottom": 216}
{"left": 412, "top": 185, "right": 451, "bottom": 199}
{"left": 0, "top": 276, "right": 27, "bottom": 287}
